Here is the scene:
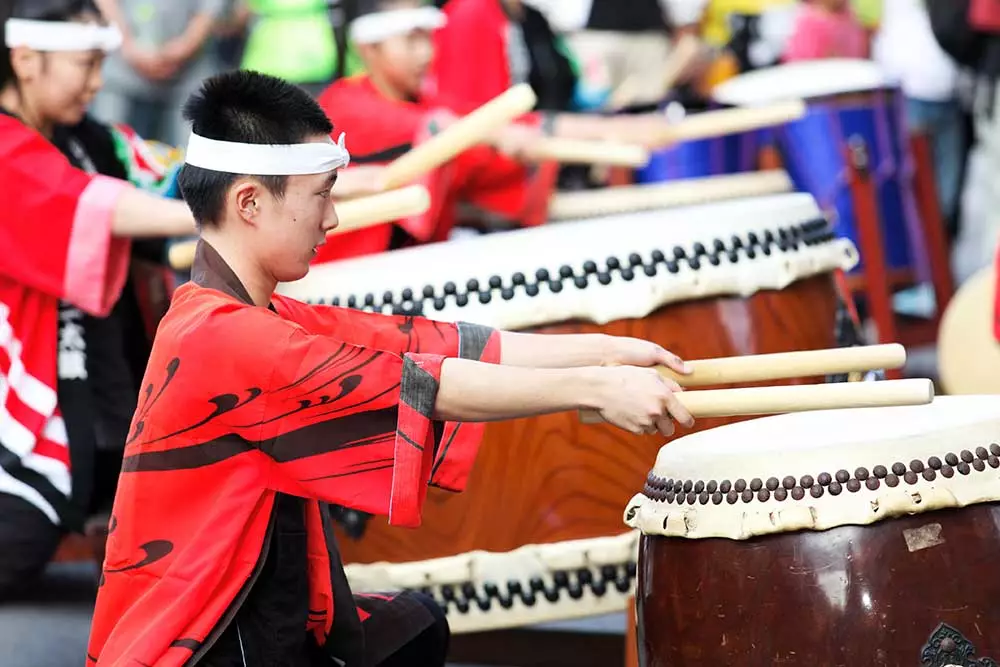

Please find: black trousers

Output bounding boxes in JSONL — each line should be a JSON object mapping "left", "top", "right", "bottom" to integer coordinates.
{"left": 0, "top": 492, "right": 63, "bottom": 600}
{"left": 204, "top": 592, "right": 450, "bottom": 666}
{"left": 376, "top": 592, "right": 450, "bottom": 667}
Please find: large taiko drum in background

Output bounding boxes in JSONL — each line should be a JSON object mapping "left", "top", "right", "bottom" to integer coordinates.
{"left": 625, "top": 395, "right": 1000, "bottom": 666}
{"left": 714, "top": 59, "right": 925, "bottom": 275}
{"left": 276, "top": 192, "right": 860, "bottom": 632}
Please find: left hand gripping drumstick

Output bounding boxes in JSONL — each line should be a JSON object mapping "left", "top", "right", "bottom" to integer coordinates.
{"left": 166, "top": 185, "right": 431, "bottom": 271}
{"left": 379, "top": 83, "right": 538, "bottom": 190}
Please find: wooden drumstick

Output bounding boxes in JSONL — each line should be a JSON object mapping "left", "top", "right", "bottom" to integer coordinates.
{"left": 578, "top": 344, "right": 907, "bottom": 423}
{"left": 379, "top": 84, "right": 538, "bottom": 190}
{"left": 652, "top": 100, "right": 806, "bottom": 148}
{"left": 547, "top": 170, "right": 792, "bottom": 220}
{"left": 518, "top": 137, "right": 650, "bottom": 167}
{"left": 167, "top": 185, "right": 431, "bottom": 271}
{"left": 580, "top": 378, "right": 934, "bottom": 423}
{"left": 658, "top": 344, "right": 906, "bottom": 388}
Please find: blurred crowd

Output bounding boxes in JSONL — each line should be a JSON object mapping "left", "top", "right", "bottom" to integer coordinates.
{"left": 3, "top": 2, "right": 999, "bottom": 661}
{"left": 85, "top": 0, "right": 995, "bottom": 283}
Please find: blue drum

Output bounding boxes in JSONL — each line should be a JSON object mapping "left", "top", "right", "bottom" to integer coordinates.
{"left": 635, "top": 105, "right": 769, "bottom": 183}
{"left": 713, "top": 59, "right": 929, "bottom": 277}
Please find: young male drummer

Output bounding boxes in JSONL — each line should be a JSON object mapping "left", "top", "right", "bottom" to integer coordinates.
{"left": 86, "top": 69, "right": 694, "bottom": 666}
{"left": 315, "top": 0, "right": 669, "bottom": 263}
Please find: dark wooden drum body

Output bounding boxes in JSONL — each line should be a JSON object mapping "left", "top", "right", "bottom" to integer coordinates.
{"left": 627, "top": 396, "right": 1000, "bottom": 666}
{"left": 277, "top": 193, "right": 861, "bottom": 632}
{"left": 343, "top": 275, "right": 839, "bottom": 561}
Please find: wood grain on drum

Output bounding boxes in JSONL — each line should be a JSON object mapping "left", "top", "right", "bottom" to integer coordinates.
{"left": 636, "top": 505, "right": 1000, "bottom": 666}
{"left": 336, "top": 275, "right": 841, "bottom": 564}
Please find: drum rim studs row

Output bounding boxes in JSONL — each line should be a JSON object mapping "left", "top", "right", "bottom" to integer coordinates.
{"left": 310, "top": 217, "right": 835, "bottom": 314}
{"left": 642, "top": 442, "right": 1000, "bottom": 507}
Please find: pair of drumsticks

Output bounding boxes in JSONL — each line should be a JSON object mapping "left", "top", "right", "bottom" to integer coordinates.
{"left": 578, "top": 343, "right": 933, "bottom": 423}
{"left": 168, "top": 84, "right": 807, "bottom": 271}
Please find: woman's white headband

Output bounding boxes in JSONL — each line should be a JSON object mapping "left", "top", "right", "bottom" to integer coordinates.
{"left": 183, "top": 132, "right": 351, "bottom": 176}
{"left": 4, "top": 18, "right": 123, "bottom": 52}
{"left": 350, "top": 6, "right": 447, "bottom": 45}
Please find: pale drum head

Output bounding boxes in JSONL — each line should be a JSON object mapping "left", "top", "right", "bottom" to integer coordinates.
{"left": 938, "top": 266, "right": 1000, "bottom": 395}
{"left": 625, "top": 396, "right": 1000, "bottom": 540}
{"left": 278, "top": 193, "right": 858, "bottom": 332}
{"left": 711, "top": 58, "right": 895, "bottom": 107}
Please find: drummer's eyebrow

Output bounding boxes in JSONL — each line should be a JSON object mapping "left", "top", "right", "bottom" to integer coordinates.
{"left": 325, "top": 171, "right": 339, "bottom": 190}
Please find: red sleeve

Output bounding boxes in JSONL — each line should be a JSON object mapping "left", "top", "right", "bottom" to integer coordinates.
{"left": 0, "top": 116, "right": 132, "bottom": 317}
{"left": 131, "top": 301, "right": 500, "bottom": 526}
{"left": 272, "top": 295, "right": 501, "bottom": 493}
{"left": 316, "top": 79, "right": 465, "bottom": 249}
{"left": 429, "top": 0, "right": 512, "bottom": 115}
{"left": 318, "top": 77, "right": 428, "bottom": 159}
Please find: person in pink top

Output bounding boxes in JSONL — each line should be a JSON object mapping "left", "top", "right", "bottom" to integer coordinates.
{"left": 783, "top": 0, "right": 870, "bottom": 62}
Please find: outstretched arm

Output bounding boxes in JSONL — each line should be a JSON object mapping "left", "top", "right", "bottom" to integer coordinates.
{"left": 0, "top": 119, "right": 194, "bottom": 316}
{"left": 277, "top": 298, "right": 690, "bottom": 373}
{"left": 498, "top": 331, "right": 691, "bottom": 373}
{"left": 434, "top": 357, "right": 692, "bottom": 434}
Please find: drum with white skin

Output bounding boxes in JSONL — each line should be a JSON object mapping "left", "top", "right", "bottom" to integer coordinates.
{"left": 278, "top": 193, "right": 860, "bottom": 633}
{"left": 627, "top": 395, "right": 1000, "bottom": 666}
{"left": 714, "top": 59, "right": 926, "bottom": 276}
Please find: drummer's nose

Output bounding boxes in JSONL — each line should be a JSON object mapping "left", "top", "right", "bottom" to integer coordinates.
{"left": 323, "top": 202, "right": 339, "bottom": 232}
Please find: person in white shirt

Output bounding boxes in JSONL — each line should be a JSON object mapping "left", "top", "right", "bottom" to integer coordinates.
{"left": 873, "top": 0, "right": 966, "bottom": 233}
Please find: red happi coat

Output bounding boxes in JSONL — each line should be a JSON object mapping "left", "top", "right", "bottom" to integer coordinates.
{"left": 0, "top": 114, "right": 131, "bottom": 526}
{"left": 427, "top": 0, "right": 514, "bottom": 115}
{"left": 86, "top": 241, "right": 502, "bottom": 666}
{"left": 314, "top": 74, "right": 551, "bottom": 264}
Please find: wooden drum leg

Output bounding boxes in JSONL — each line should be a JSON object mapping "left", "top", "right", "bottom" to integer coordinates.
{"left": 757, "top": 142, "right": 784, "bottom": 171}
{"left": 626, "top": 595, "right": 639, "bottom": 667}
{"left": 845, "top": 137, "right": 901, "bottom": 375}
{"left": 909, "top": 131, "right": 955, "bottom": 324}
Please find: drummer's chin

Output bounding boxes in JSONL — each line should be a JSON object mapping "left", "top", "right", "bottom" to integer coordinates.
{"left": 274, "top": 257, "right": 312, "bottom": 284}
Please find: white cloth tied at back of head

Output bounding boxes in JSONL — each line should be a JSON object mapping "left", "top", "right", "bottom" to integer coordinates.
{"left": 350, "top": 6, "right": 447, "bottom": 44}
{"left": 4, "top": 18, "right": 123, "bottom": 52}
{"left": 184, "top": 132, "right": 351, "bottom": 176}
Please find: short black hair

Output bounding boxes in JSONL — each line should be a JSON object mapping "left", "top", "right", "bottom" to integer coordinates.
{"left": 1, "top": 0, "right": 101, "bottom": 89}
{"left": 177, "top": 70, "right": 334, "bottom": 228}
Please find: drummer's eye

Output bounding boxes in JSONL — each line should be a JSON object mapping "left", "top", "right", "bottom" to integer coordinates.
{"left": 319, "top": 172, "right": 338, "bottom": 196}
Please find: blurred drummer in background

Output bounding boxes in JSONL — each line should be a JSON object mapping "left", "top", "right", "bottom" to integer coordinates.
{"left": 314, "top": 0, "right": 553, "bottom": 263}
{"left": 314, "top": 0, "right": 690, "bottom": 264}
{"left": 782, "top": 0, "right": 870, "bottom": 62}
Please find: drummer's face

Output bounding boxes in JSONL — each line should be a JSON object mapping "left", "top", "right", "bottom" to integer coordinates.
{"left": 365, "top": 29, "right": 434, "bottom": 100}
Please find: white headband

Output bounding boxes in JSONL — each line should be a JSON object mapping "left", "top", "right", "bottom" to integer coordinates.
{"left": 4, "top": 18, "right": 123, "bottom": 52}
{"left": 184, "top": 132, "right": 351, "bottom": 175}
{"left": 350, "top": 6, "right": 447, "bottom": 44}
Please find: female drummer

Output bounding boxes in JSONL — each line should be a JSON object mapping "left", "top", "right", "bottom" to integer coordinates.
{"left": 0, "top": 0, "right": 207, "bottom": 597}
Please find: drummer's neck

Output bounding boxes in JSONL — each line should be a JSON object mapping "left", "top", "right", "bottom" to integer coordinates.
{"left": 367, "top": 71, "right": 416, "bottom": 104}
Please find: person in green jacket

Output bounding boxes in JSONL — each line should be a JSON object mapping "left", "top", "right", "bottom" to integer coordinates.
{"left": 238, "top": 0, "right": 364, "bottom": 95}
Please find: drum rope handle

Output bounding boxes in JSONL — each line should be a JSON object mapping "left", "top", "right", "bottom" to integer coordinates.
{"left": 581, "top": 377, "right": 934, "bottom": 423}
